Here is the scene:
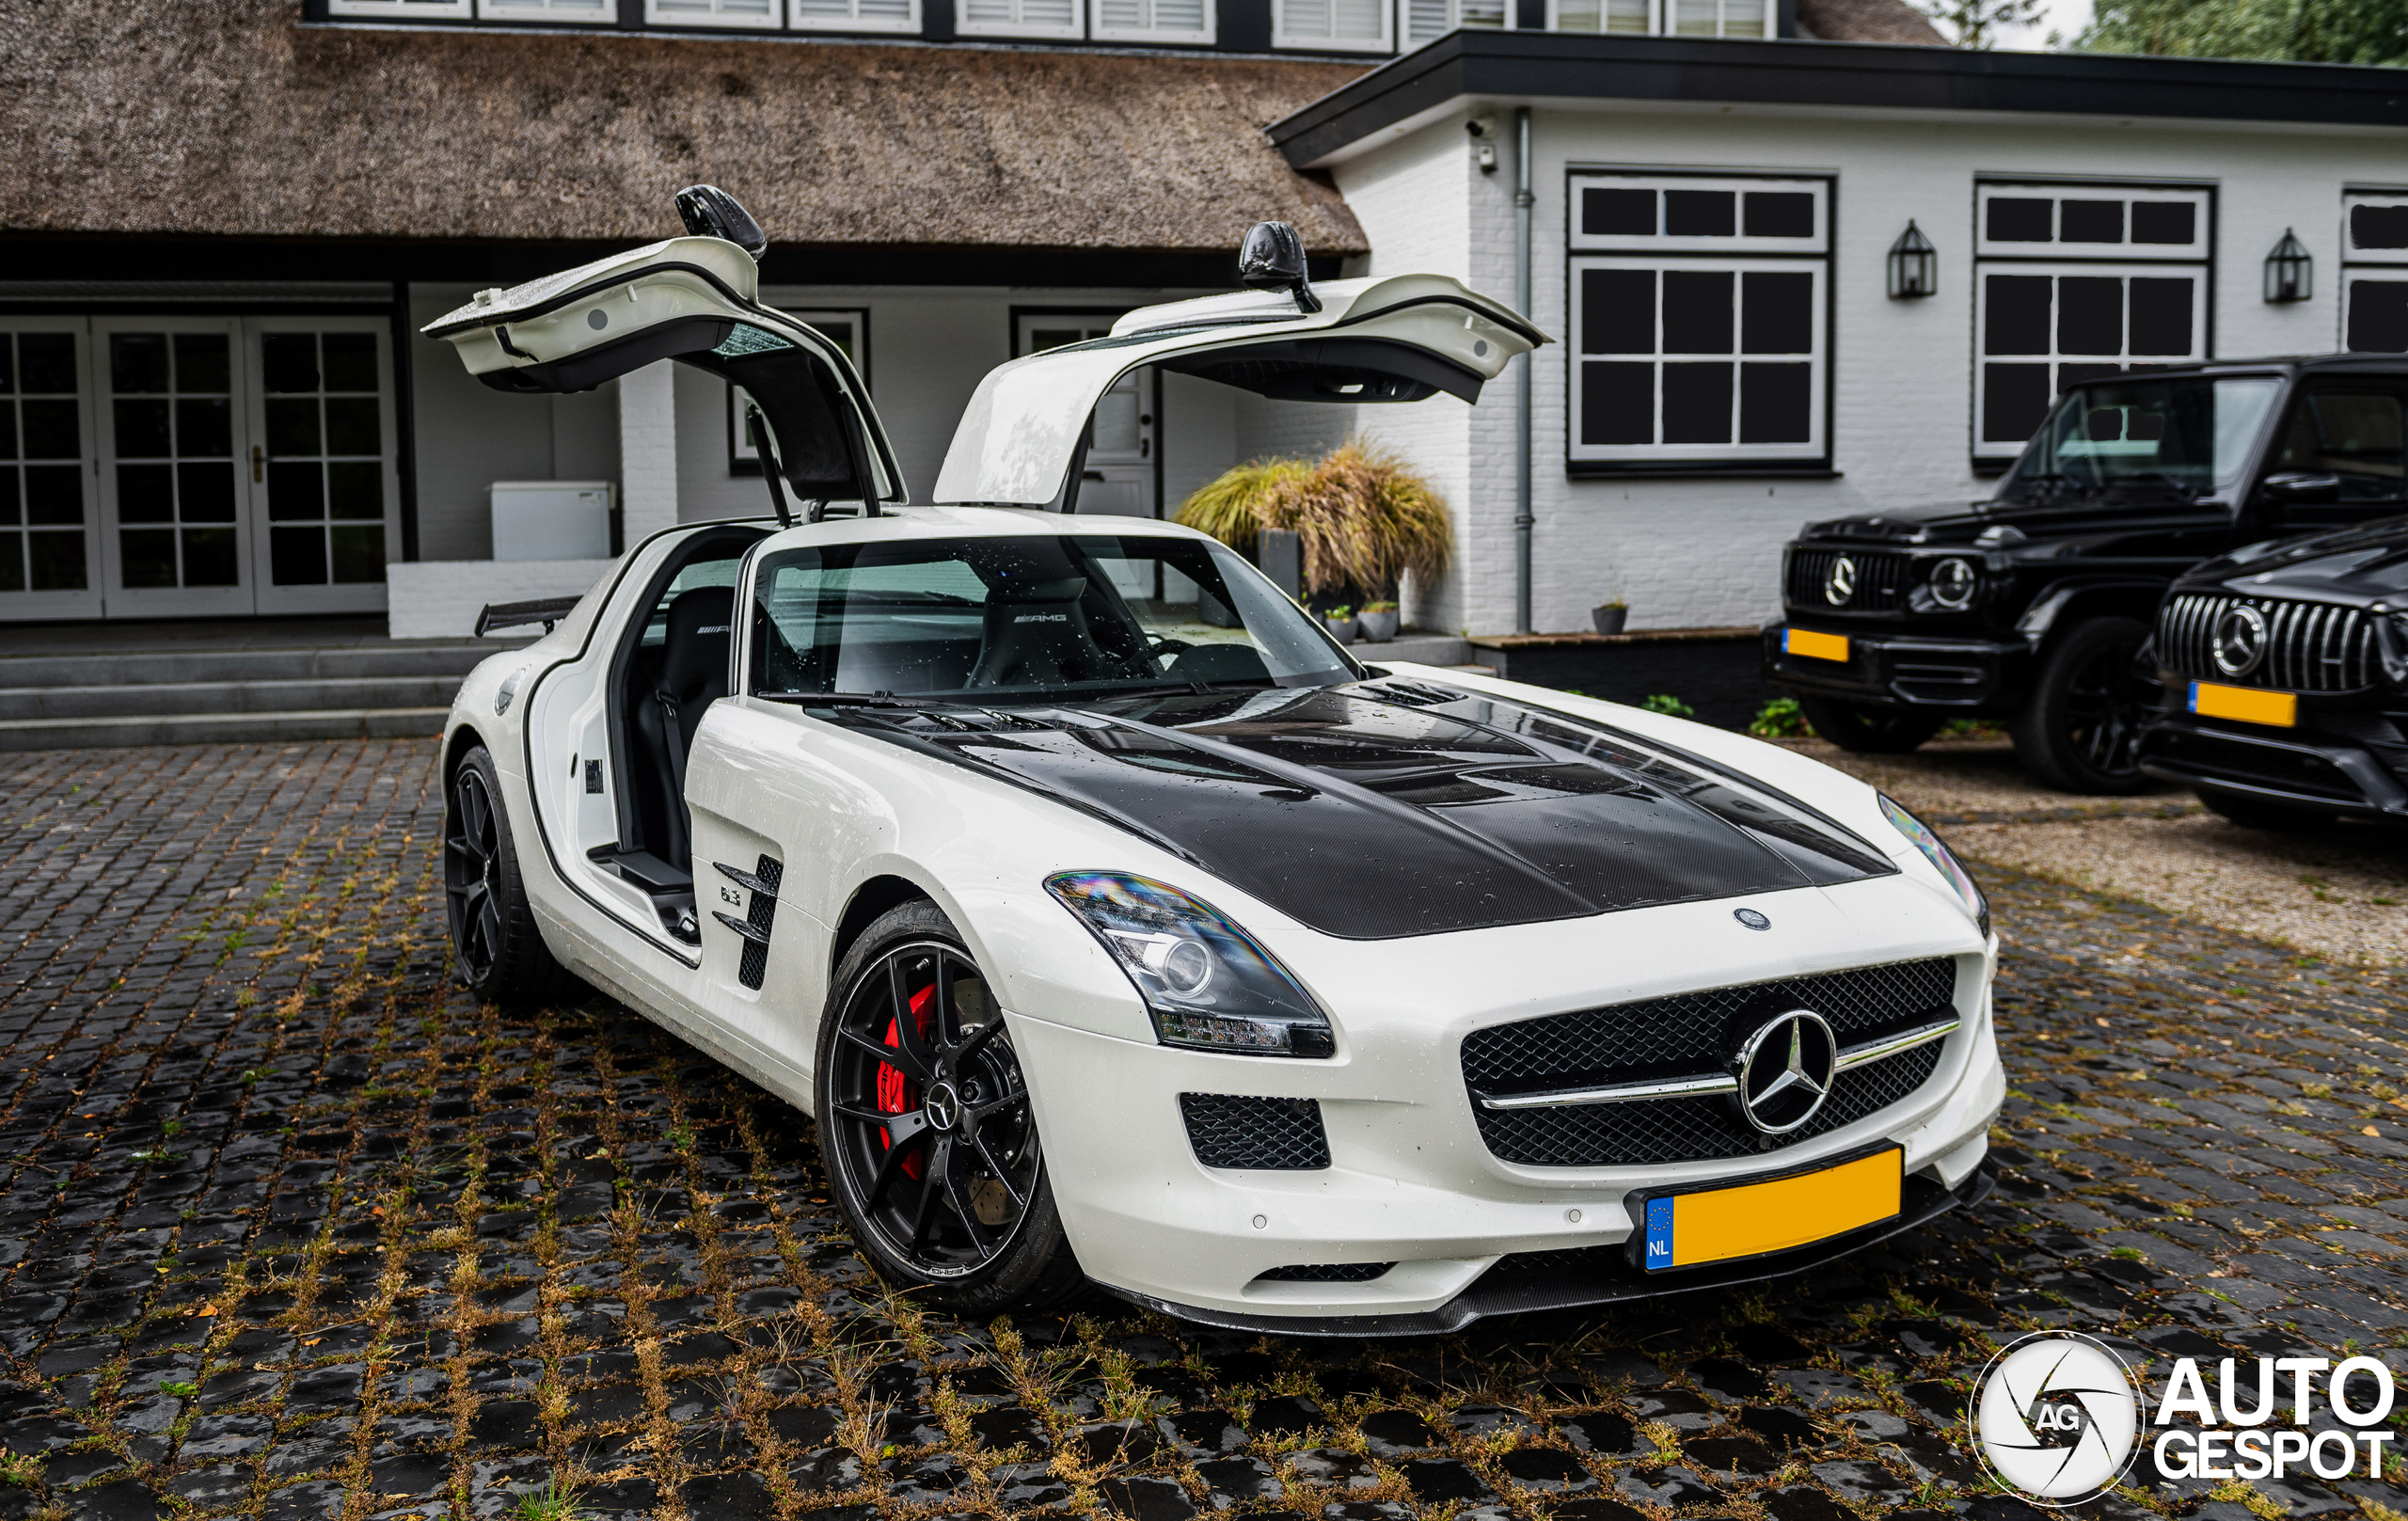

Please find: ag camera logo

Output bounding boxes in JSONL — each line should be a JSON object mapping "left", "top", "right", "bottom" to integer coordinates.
{"left": 1971, "top": 1333, "right": 2142, "bottom": 1505}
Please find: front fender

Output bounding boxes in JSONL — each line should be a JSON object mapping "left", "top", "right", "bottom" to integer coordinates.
{"left": 2015, "top": 577, "right": 2170, "bottom": 647}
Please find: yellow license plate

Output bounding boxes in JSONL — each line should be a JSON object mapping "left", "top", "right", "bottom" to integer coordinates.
{"left": 1641, "top": 1149, "right": 1901, "bottom": 1271}
{"left": 1783, "top": 627, "right": 1850, "bottom": 663}
{"left": 2190, "top": 681, "right": 2297, "bottom": 728}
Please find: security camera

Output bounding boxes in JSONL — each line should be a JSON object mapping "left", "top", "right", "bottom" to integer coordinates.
{"left": 1466, "top": 115, "right": 1500, "bottom": 173}
{"left": 1465, "top": 114, "right": 1499, "bottom": 139}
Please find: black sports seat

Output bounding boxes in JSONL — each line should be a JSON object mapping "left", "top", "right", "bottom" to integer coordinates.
{"left": 634, "top": 584, "right": 736, "bottom": 866}
{"left": 965, "top": 576, "right": 1146, "bottom": 689}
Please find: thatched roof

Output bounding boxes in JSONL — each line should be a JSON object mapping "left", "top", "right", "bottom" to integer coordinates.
{"left": 0, "top": 2, "right": 1370, "bottom": 255}
{"left": 1795, "top": 0, "right": 1945, "bottom": 45}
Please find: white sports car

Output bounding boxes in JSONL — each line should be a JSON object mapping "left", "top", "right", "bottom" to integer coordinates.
{"left": 424, "top": 191, "right": 2004, "bottom": 1333}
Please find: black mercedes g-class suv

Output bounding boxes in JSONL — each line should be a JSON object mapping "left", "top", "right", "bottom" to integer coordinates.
{"left": 1763, "top": 357, "right": 2408, "bottom": 792}
{"left": 2139, "top": 513, "right": 2408, "bottom": 829}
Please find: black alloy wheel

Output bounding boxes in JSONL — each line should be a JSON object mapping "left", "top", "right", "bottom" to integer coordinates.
{"left": 2010, "top": 616, "right": 2157, "bottom": 795}
{"left": 1796, "top": 695, "right": 1944, "bottom": 754}
{"left": 443, "top": 745, "right": 569, "bottom": 1005}
{"left": 816, "top": 901, "right": 1080, "bottom": 1311}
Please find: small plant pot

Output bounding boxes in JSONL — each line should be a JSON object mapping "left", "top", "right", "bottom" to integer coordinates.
{"left": 1592, "top": 605, "right": 1629, "bottom": 636}
{"left": 1357, "top": 610, "right": 1400, "bottom": 643}
{"left": 1323, "top": 616, "right": 1358, "bottom": 644}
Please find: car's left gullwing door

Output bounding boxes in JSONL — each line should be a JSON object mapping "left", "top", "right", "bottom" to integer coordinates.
{"left": 422, "top": 235, "right": 905, "bottom": 510}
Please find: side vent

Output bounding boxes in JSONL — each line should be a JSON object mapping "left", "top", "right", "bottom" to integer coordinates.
{"left": 711, "top": 854, "right": 784, "bottom": 990}
{"left": 1178, "top": 1094, "right": 1330, "bottom": 1170}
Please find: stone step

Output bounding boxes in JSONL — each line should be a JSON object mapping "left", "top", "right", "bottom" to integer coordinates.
{"left": 0, "top": 674, "right": 466, "bottom": 723}
{"left": 0, "top": 642, "right": 501, "bottom": 690}
{"left": 0, "top": 708, "right": 451, "bottom": 753}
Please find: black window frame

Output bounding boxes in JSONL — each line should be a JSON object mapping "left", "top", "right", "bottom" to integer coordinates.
{"left": 2341, "top": 189, "right": 2408, "bottom": 357}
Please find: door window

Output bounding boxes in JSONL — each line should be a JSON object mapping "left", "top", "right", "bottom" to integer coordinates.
{"left": 0, "top": 329, "right": 93, "bottom": 602}
{"left": 108, "top": 330, "right": 243, "bottom": 593}
{"left": 2271, "top": 390, "right": 2404, "bottom": 504}
{"left": 261, "top": 332, "right": 389, "bottom": 589}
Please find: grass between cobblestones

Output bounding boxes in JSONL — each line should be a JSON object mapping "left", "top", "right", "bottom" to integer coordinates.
{"left": 0, "top": 741, "right": 2400, "bottom": 1521}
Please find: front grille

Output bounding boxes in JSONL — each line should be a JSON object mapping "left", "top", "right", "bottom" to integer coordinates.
{"left": 1253, "top": 1262, "right": 1393, "bottom": 1283}
{"left": 1179, "top": 1094, "right": 1330, "bottom": 1170}
{"left": 1462, "top": 959, "right": 1956, "bottom": 1168}
{"left": 2144, "top": 729, "right": 2367, "bottom": 802}
{"left": 1785, "top": 547, "right": 1913, "bottom": 612}
{"left": 2159, "top": 594, "right": 2380, "bottom": 693}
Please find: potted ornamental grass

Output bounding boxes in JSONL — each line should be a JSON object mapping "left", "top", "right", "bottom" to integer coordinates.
{"left": 1178, "top": 441, "right": 1451, "bottom": 638}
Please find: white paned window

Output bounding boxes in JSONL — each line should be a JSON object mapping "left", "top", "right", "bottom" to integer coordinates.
{"left": 1549, "top": 0, "right": 1650, "bottom": 31}
{"left": 791, "top": 0, "right": 917, "bottom": 28}
{"left": 1972, "top": 182, "right": 2213, "bottom": 463}
{"left": 1403, "top": 0, "right": 1512, "bottom": 48}
{"left": 1669, "top": 0, "right": 1764, "bottom": 33}
{"left": 476, "top": 0, "right": 610, "bottom": 18}
{"left": 645, "top": 0, "right": 781, "bottom": 25}
{"left": 1568, "top": 173, "right": 1830, "bottom": 468}
{"left": 1274, "top": 0, "right": 1389, "bottom": 48}
{"left": 958, "top": 0, "right": 1082, "bottom": 37}
{"left": 1093, "top": 0, "right": 1212, "bottom": 41}
{"left": 2342, "top": 191, "right": 2408, "bottom": 354}
{"left": 331, "top": 0, "right": 473, "bottom": 17}
{"left": 479, "top": 0, "right": 610, "bottom": 16}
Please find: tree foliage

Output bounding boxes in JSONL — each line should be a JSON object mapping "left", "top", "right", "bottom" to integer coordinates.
{"left": 2074, "top": 0, "right": 2408, "bottom": 64}
{"left": 1920, "top": 0, "right": 2046, "bottom": 49}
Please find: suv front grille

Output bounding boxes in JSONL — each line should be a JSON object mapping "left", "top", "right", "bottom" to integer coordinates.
{"left": 1462, "top": 959, "right": 1957, "bottom": 1168}
{"left": 2160, "top": 594, "right": 2380, "bottom": 693}
{"left": 1785, "top": 547, "right": 1913, "bottom": 613}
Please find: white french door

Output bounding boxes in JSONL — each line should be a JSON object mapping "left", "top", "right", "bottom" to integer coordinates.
{"left": 0, "top": 315, "right": 398, "bottom": 622}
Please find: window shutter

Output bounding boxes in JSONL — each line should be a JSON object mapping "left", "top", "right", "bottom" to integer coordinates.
{"left": 331, "top": 0, "right": 473, "bottom": 18}
{"left": 1093, "top": 0, "right": 1209, "bottom": 40}
{"left": 1406, "top": 0, "right": 1450, "bottom": 41}
{"left": 474, "top": 0, "right": 610, "bottom": 18}
{"left": 647, "top": 0, "right": 778, "bottom": 22}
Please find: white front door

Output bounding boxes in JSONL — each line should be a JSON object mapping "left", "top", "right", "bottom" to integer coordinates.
{"left": 244, "top": 317, "right": 401, "bottom": 614}
{"left": 1016, "top": 312, "right": 1156, "bottom": 518}
{"left": 91, "top": 317, "right": 255, "bottom": 618}
{"left": 0, "top": 320, "right": 103, "bottom": 620}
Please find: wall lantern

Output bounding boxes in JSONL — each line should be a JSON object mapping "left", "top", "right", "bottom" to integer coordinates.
{"left": 2264, "top": 229, "right": 2312, "bottom": 304}
{"left": 1887, "top": 221, "right": 1938, "bottom": 299}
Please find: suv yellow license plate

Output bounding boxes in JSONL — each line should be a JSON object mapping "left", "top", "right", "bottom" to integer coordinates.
{"left": 1783, "top": 627, "right": 1849, "bottom": 663}
{"left": 2189, "top": 681, "right": 2296, "bottom": 728}
{"left": 1640, "top": 1149, "right": 1902, "bottom": 1272}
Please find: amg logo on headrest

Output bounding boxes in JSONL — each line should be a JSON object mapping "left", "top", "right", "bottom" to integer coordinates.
{"left": 698, "top": 625, "right": 730, "bottom": 634}
{"left": 1014, "top": 613, "right": 1069, "bottom": 624}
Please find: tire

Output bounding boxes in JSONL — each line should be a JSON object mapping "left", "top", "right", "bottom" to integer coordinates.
{"left": 1796, "top": 695, "right": 1944, "bottom": 754}
{"left": 815, "top": 899, "right": 1085, "bottom": 1315}
{"left": 2009, "top": 616, "right": 2157, "bottom": 795}
{"left": 444, "top": 744, "right": 571, "bottom": 1006}
{"left": 2197, "top": 786, "right": 2336, "bottom": 832}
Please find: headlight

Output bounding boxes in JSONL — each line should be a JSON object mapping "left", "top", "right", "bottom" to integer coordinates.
{"left": 1877, "top": 794, "right": 1991, "bottom": 938}
{"left": 1928, "top": 557, "right": 1979, "bottom": 610}
{"left": 1045, "top": 872, "right": 1336, "bottom": 1058}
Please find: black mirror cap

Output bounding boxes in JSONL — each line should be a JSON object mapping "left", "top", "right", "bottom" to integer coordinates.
{"left": 675, "top": 184, "right": 768, "bottom": 262}
{"left": 2261, "top": 470, "right": 2343, "bottom": 505}
{"left": 1238, "top": 220, "right": 1323, "bottom": 315}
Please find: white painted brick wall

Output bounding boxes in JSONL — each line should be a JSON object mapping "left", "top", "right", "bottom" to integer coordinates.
{"left": 1332, "top": 106, "right": 2401, "bottom": 635}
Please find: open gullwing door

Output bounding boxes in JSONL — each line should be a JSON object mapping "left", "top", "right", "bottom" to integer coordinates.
{"left": 933, "top": 269, "right": 1547, "bottom": 508}
{"left": 422, "top": 228, "right": 903, "bottom": 508}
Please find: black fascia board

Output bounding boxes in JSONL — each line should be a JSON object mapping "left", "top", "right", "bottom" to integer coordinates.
{"left": 1266, "top": 31, "right": 2408, "bottom": 167}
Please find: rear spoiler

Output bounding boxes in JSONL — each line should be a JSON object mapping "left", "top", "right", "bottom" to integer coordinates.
{"left": 476, "top": 596, "right": 583, "bottom": 638}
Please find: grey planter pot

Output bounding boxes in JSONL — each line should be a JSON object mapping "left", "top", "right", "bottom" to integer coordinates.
{"left": 1357, "top": 609, "right": 1400, "bottom": 642}
{"left": 1323, "top": 616, "right": 1358, "bottom": 644}
{"left": 1592, "top": 605, "right": 1629, "bottom": 635}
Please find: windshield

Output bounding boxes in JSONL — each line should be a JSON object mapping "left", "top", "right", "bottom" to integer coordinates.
{"left": 749, "top": 533, "right": 1360, "bottom": 702}
{"left": 2003, "top": 376, "right": 2282, "bottom": 502}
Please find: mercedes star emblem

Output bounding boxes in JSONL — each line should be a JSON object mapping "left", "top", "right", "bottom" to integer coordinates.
{"left": 1733, "top": 908, "right": 1771, "bottom": 930}
{"left": 2211, "top": 604, "right": 2268, "bottom": 677}
{"left": 922, "top": 1080, "right": 962, "bottom": 1133}
{"left": 1733, "top": 1010, "right": 1839, "bottom": 1134}
{"left": 1824, "top": 556, "right": 1857, "bottom": 607}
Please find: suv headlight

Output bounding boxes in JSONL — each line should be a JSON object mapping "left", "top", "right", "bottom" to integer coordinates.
{"left": 1877, "top": 794, "right": 1990, "bottom": 938}
{"left": 1928, "top": 557, "right": 1979, "bottom": 610}
{"left": 1045, "top": 871, "right": 1336, "bottom": 1057}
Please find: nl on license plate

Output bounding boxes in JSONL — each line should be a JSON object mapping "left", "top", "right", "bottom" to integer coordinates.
{"left": 1642, "top": 1149, "right": 1902, "bottom": 1272}
{"left": 2189, "top": 680, "right": 2296, "bottom": 729}
{"left": 1783, "top": 627, "right": 1850, "bottom": 663}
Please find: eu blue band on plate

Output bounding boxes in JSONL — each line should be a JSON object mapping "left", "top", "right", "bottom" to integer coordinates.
{"left": 1645, "top": 1196, "right": 1675, "bottom": 1269}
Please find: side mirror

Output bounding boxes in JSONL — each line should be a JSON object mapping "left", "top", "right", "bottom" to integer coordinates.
{"left": 1238, "top": 220, "right": 1323, "bottom": 315}
{"left": 674, "top": 184, "right": 768, "bottom": 262}
{"left": 2259, "top": 470, "right": 2342, "bottom": 506}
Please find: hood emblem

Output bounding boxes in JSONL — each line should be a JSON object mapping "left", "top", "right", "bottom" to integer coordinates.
{"left": 1733, "top": 1010, "right": 1838, "bottom": 1134}
{"left": 1824, "top": 557, "right": 1857, "bottom": 607}
{"left": 2211, "top": 604, "right": 2268, "bottom": 677}
{"left": 1733, "top": 908, "right": 1771, "bottom": 930}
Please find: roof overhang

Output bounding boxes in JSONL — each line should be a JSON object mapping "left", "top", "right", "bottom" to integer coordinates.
{"left": 1268, "top": 32, "right": 2408, "bottom": 168}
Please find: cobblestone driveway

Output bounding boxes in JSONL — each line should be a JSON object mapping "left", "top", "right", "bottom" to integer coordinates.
{"left": 0, "top": 741, "right": 2400, "bottom": 1521}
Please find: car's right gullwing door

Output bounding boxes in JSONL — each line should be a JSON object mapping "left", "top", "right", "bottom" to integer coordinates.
{"left": 933, "top": 271, "right": 1550, "bottom": 508}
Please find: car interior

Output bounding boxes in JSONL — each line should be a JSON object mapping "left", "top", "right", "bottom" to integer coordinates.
{"left": 589, "top": 524, "right": 768, "bottom": 942}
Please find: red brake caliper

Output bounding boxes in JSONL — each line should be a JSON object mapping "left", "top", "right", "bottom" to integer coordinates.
{"left": 877, "top": 982, "right": 936, "bottom": 1180}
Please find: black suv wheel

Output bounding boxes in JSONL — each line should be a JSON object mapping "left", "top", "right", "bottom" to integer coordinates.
{"left": 1797, "top": 696, "right": 1944, "bottom": 754}
{"left": 2009, "top": 616, "right": 2156, "bottom": 794}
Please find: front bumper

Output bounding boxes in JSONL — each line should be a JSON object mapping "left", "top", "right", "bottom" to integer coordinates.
{"left": 1008, "top": 889, "right": 2005, "bottom": 1329}
{"left": 1763, "top": 622, "right": 2031, "bottom": 713}
{"left": 2138, "top": 706, "right": 2408, "bottom": 819}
